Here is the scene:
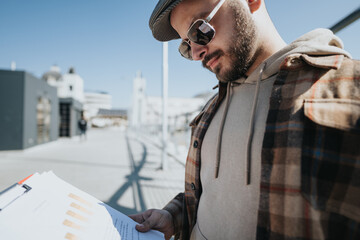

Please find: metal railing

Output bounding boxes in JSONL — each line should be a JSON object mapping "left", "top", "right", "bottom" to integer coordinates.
{"left": 330, "top": 6, "right": 360, "bottom": 33}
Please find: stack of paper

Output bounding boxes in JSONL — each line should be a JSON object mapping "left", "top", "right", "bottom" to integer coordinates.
{"left": 0, "top": 171, "right": 164, "bottom": 240}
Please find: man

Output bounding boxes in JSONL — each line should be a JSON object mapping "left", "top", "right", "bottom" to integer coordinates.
{"left": 78, "top": 115, "right": 87, "bottom": 141}
{"left": 130, "top": 0, "right": 360, "bottom": 239}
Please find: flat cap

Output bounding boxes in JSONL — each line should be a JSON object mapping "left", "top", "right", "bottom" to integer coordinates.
{"left": 149, "top": 0, "right": 184, "bottom": 41}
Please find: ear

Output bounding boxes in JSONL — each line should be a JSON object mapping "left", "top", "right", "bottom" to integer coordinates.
{"left": 247, "top": 0, "right": 261, "bottom": 13}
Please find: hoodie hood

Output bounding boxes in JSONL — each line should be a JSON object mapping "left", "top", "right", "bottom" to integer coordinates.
{"left": 245, "top": 28, "right": 352, "bottom": 84}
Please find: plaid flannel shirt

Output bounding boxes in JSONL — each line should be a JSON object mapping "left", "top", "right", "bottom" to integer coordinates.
{"left": 163, "top": 53, "right": 360, "bottom": 240}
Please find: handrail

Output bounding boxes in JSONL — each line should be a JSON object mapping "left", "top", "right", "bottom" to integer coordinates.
{"left": 330, "top": 6, "right": 360, "bottom": 33}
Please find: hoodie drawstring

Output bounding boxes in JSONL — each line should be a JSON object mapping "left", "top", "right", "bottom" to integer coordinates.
{"left": 215, "top": 81, "right": 233, "bottom": 178}
{"left": 214, "top": 63, "right": 266, "bottom": 181}
{"left": 246, "top": 62, "right": 267, "bottom": 185}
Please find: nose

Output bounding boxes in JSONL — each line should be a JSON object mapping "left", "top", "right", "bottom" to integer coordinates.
{"left": 191, "top": 43, "right": 208, "bottom": 61}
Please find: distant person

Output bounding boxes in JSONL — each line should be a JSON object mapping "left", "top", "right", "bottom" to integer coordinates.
{"left": 130, "top": 0, "right": 360, "bottom": 239}
{"left": 78, "top": 116, "right": 87, "bottom": 141}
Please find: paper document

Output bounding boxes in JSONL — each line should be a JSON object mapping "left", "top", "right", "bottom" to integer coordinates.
{"left": 0, "top": 171, "right": 164, "bottom": 240}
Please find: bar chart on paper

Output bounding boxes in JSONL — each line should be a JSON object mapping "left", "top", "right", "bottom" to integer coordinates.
{"left": 0, "top": 171, "right": 164, "bottom": 240}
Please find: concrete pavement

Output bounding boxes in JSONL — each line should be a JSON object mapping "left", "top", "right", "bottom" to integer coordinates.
{"left": 0, "top": 127, "right": 185, "bottom": 215}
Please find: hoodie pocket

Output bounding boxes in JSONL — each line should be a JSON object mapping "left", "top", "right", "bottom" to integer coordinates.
{"left": 301, "top": 98, "right": 360, "bottom": 222}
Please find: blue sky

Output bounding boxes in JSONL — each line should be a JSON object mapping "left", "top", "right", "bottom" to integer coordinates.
{"left": 0, "top": 1, "right": 359, "bottom": 109}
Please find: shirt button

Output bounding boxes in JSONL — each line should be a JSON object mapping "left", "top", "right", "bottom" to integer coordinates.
{"left": 191, "top": 183, "right": 196, "bottom": 190}
{"left": 193, "top": 140, "right": 198, "bottom": 148}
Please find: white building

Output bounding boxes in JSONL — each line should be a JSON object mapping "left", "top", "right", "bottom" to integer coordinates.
{"left": 130, "top": 71, "right": 213, "bottom": 130}
{"left": 145, "top": 96, "right": 205, "bottom": 128}
{"left": 83, "top": 91, "right": 112, "bottom": 119}
{"left": 42, "top": 65, "right": 62, "bottom": 86}
{"left": 43, "top": 65, "right": 114, "bottom": 120}
{"left": 130, "top": 71, "right": 147, "bottom": 128}
{"left": 42, "top": 65, "right": 84, "bottom": 103}
{"left": 61, "top": 68, "right": 84, "bottom": 102}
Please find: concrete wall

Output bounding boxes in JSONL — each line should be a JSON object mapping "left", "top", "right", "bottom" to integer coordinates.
{"left": 0, "top": 71, "right": 25, "bottom": 150}
{"left": 23, "top": 72, "right": 58, "bottom": 149}
{"left": 70, "top": 106, "right": 81, "bottom": 137}
{"left": 0, "top": 70, "right": 58, "bottom": 150}
{"left": 72, "top": 98, "right": 82, "bottom": 137}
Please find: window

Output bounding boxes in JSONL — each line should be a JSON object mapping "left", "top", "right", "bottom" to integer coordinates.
{"left": 59, "top": 103, "right": 71, "bottom": 137}
{"left": 37, "top": 97, "right": 51, "bottom": 144}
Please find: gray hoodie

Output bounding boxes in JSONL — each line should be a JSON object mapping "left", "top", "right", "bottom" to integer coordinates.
{"left": 190, "top": 29, "right": 351, "bottom": 240}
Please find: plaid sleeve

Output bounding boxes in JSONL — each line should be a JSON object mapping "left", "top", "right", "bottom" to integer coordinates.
{"left": 163, "top": 192, "right": 184, "bottom": 235}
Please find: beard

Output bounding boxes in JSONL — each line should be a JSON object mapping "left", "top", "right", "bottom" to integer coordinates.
{"left": 203, "top": 0, "right": 257, "bottom": 82}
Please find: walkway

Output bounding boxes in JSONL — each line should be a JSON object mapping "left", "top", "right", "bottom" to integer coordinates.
{"left": 0, "top": 128, "right": 185, "bottom": 215}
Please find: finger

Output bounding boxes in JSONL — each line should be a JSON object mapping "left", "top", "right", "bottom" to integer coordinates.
{"left": 135, "top": 218, "right": 155, "bottom": 233}
{"left": 128, "top": 214, "right": 144, "bottom": 224}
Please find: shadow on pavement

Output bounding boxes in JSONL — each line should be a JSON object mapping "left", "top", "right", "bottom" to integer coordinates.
{"left": 105, "top": 135, "right": 152, "bottom": 215}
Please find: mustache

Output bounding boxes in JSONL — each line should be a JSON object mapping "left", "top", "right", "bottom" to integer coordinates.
{"left": 202, "top": 50, "right": 225, "bottom": 69}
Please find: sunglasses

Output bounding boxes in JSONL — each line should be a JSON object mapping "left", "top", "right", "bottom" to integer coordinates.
{"left": 178, "top": 0, "right": 226, "bottom": 60}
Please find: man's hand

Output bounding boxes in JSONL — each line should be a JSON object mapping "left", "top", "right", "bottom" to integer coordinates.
{"left": 129, "top": 209, "right": 174, "bottom": 240}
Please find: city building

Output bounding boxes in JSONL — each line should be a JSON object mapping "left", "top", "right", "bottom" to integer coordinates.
{"left": 83, "top": 91, "right": 112, "bottom": 119}
{"left": 129, "top": 72, "right": 213, "bottom": 131}
{"left": 42, "top": 65, "right": 118, "bottom": 129}
{"left": 145, "top": 96, "right": 206, "bottom": 128}
{"left": 129, "top": 71, "right": 146, "bottom": 128}
{"left": 42, "top": 65, "right": 85, "bottom": 137}
{"left": 59, "top": 98, "right": 83, "bottom": 137}
{"left": 91, "top": 108, "right": 127, "bottom": 128}
{"left": 0, "top": 70, "right": 58, "bottom": 150}
{"left": 42, "top": 65, "right": 84, "bottom": 103}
